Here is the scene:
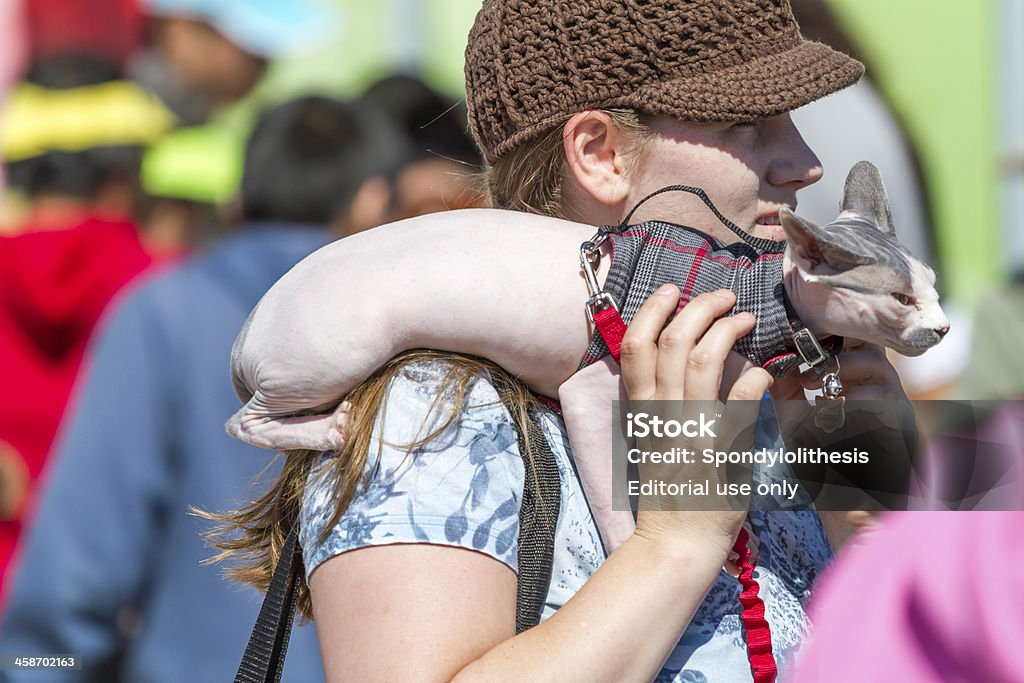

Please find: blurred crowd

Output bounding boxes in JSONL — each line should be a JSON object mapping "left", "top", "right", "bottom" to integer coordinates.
{"left": 0, "top": 0, "right": 483, "bottom": 680}
{"left": 0, "top": 0, "right": 1020, "bottom": 682}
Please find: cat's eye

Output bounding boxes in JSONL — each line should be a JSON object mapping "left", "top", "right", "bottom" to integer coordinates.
{"left": 891, "top": 293, "right": 915, "bottom": 306}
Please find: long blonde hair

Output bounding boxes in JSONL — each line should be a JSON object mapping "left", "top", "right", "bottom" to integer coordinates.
{"left": 206, "top": 108, "right": 652, "bottom": 621}
{"left": 203, "top": 350, "right": 541, "bottom": 621}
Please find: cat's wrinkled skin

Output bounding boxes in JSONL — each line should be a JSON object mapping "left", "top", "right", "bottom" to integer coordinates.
{"left": 781, "top": 162, "right": 948, "bottom": 356}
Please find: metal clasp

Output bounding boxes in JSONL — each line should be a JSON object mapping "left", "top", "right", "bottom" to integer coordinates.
{"left": 580, "top": 229, "right": 617, "bottom": 323}
{"left": 793, "top": 327, "right": 844, "bottom": 400}
{"left": 792, "top": 328, "right": 829, "bottom": 369}
{"left": 586, "top": 292, "right": 617, "bottom": 322}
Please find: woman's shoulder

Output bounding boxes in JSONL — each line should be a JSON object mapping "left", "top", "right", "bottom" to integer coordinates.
{"left": 391, "top": 357, "right": 502, "bottom": 398}
{"left": 301, "top": 357, "right": 531, "bottom": 581}
{"left": 379, "top": 357, "right": 511, "bottom": 443}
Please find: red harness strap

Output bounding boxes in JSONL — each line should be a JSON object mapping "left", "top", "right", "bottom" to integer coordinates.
{"left": 592, "top": 306, "right": 629, "bottom": 363}
{"left": 593, "top": 304, "right": 777, "bottom": 683}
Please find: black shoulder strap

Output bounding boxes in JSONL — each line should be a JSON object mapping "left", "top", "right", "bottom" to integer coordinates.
{"left": 234, "top": 527, "right": 299, "bottom": 683}
{"left": 233, "top": 389, "right": 561, "bottom": 681}
{"left": 493, "top": 384, "right": 563, "bottom": 633}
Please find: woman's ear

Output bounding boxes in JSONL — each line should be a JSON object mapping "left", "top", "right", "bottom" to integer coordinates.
{"left": 562, "top": 111, "right": 637, "bottom": 211}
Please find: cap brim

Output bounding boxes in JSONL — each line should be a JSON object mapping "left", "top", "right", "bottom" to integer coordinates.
{"left": 633, "top": 40, "right": 864, "bottom": 122}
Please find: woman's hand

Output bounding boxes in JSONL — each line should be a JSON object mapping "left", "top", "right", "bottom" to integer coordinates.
{"left": 783, "top": 340, "right": 913, "bottom": 551}
{"left": 621, "top": 286, "right": 772, "bottom": 403}
{"left": 621, "top": 285, "right": 773, "bottom": 560}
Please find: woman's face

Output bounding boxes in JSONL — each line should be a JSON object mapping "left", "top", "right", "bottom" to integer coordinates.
{"left": 624, "top": 113, "right": 822, "bottom": 244}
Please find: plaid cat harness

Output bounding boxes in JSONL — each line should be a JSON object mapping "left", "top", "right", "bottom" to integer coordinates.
{"left": 579, "top": 185, "right": 841, "bottom": 378}
{"left": 580, "top": 219, "right": 798, "bottom": 373}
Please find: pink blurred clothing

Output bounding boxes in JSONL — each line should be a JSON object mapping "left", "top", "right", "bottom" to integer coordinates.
{"left": 793, "top": 404, "right": 1024, "bottom": 683}
{"left": 794, "top": 511, "right": 1024, "bottom": 682}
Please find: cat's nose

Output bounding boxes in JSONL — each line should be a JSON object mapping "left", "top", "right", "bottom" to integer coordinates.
{"left": 934, "top": 324, "right": 949, "bottom": 339}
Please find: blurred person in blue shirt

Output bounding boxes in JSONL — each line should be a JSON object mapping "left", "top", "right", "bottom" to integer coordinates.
{"left": 0, "top": 94, "right": 410, "bottom": 683}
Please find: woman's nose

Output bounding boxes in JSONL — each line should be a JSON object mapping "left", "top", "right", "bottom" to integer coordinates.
{"left": 766, "top": 114, "right": 823, "bottom": 188}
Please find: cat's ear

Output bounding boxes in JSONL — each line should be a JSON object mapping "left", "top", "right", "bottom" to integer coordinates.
{"left": 841, "top": 161, "right": 895, "bottom": 236}
{"left": 781, "top": 208, "right": 869, "bottom": 273}
{"left": 780, "top": 208, "right": 826, "bottom": 273}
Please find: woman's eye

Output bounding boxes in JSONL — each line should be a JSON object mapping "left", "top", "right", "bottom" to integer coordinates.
{"left": 891, "top": 293, "right": 914, "bottom": 306}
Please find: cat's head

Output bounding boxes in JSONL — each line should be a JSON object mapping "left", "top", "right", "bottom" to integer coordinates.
{"left": 780, "top": 161, "right": 948, "bottom": 356}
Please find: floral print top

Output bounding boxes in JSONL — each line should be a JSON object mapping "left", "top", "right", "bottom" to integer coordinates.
{"left": 300, "top": 360, "right": 833, "bottom": 682}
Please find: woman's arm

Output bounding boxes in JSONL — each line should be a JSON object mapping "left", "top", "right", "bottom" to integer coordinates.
{"left": 309, "top": 288, "right": 773, "bottom": 682}
{"left": 310, "top": 522, "right": 727, "bottom": 682}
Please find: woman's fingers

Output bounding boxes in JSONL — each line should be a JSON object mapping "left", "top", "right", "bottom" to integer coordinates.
{"left": 682, "top": 312, "right": 756, "bottom": 400}
{"left": 793, "top": 343, "right": 912, "bottom": 432}
{"left": 622, "top": 288, "right": 754, "bottom": 402}
{"left": 621, "top": 284, "right": 681, "bottom": 400}
{"left": 653, "top": 290, "right": 737, "bottom": 398}
{"left": 836, "top": 348, "right": 901, "bottom": 385}
{"left": 727, "top": 365, "right": 773, "bottom": 401}
{"left": 724, "top": 522, "right": 760, "bottom": 577}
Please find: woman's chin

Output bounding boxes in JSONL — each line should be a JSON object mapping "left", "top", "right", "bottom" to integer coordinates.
{"left": 752, "top": 224, "right": 787, "bottom": 242}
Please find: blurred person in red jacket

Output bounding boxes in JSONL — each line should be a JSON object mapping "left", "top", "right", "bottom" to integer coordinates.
{"left": 0, "top": 54, "right": 173, "bottom": 600}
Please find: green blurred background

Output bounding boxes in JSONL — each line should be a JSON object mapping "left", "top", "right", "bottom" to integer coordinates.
{"left": 828, "top": 0, "right": 1006, "bottom": 308}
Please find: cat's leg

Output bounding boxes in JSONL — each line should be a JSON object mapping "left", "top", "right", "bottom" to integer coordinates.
{"left": 558, "top": 358, "right": 636, "bottom": 553}
{"left": 228, "top": 209, "right": 606, "bottom": 451}
{"left": 227, "top": 395, "right": 351, "bottom": 452}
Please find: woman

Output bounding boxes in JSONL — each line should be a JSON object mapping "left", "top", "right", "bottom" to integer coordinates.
{"left": 216, "top": 0, "right": 910, "bottom": 680}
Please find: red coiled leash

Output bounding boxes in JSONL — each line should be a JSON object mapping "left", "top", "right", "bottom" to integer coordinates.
{"left": 735, "top": 526, "right": 777, "bottom": 683}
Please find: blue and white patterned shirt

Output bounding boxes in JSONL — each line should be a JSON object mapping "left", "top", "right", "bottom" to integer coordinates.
{"left": 301, "top": 360, "right": 833, "bottom": 682}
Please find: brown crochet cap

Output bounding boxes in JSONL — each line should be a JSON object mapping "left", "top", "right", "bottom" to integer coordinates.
{"left": 465, "top": 0, "right": 864, "bottom": 164}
